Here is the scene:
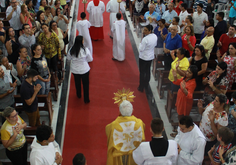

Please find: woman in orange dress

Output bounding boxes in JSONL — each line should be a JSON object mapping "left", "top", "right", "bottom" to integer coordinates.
{"left": 173, "top": 65, "right": 198, "bottom": 118}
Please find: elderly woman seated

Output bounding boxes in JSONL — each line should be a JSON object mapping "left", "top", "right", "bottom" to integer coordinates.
{"left": 198, "top": 94, "right": 229, "bottom": 155}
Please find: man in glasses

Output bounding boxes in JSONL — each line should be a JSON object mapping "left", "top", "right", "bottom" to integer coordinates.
{"left": 6, "top": 0, "right": 22, "bottom": 39}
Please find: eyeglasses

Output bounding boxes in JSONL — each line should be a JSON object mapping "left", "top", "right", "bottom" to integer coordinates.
{"left": 10, "top": 112, "right": 18, "bottom": 118}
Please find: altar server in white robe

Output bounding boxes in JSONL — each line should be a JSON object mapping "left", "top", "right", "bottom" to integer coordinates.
{"left": 106, "top": 0, "right": 125, "bottom": 38}
{"left": 86, "top": 0, "right": 105, "bottom": 40}
{"left": 76, "top": 12, "right": 93, "bottom": 57}
{"left": 111, "top": 13, "right": 126, "bottom": 61}
{"left": 175, "top": 116, "right": 206, "bottom": 165}
{"left": 133, "top": 118, "right": 178, "bottom": 165}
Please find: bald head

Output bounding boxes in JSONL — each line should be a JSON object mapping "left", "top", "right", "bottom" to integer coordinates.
{"left": 206, "top": 26, "right": 214, "bottom": 36}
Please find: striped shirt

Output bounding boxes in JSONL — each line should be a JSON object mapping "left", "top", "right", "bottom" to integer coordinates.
{"left": 212, "top": 143, "right": 232, "bottom": 164}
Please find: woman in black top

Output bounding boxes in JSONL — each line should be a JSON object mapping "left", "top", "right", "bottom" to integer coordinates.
{"left": 31, "top": 44, "right": 50, "bottom": 95}
{"left": 5, "top": 27, "right": 20, "bottom": 65}
{"left": 189, "top": 44, "right": 208, "bottom": 91}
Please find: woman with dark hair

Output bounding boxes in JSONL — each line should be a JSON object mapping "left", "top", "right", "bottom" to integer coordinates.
{"left": 168, "top": 47, "right": 190, "bottom": 92}
{"left": 35, "top": 11, "right": 45, "bottom": 37}
{"left": 182, "top": 15, "right": 193, "bottom": 34}
{"left": 173, "top": 65, "right": 198, "bottom": 117}
{"left": 5, "top": 27, "right": 20, "bottom": 65}
{"left": 51, "top": 0, "right": 64, "bottom": 17}
{"left": 38, "top": 0, "right": 48, "bottom": 11}
{"left": 154, "top": 0, "right": 166, "bottom": 16}
{"left": 26, "top": 0, "right": 36, "bottom": 18}
{"left": 38, "top": 23, "right": 61, "bottom": 72}
{"left": 189, "top": 44, "right": 208, "bottom": 91}
{"left": 67, "top": 36, "right": 92, "bottom": 103}
{"left": 138, "top": 24, "right": 157, "bottom": 92}
{"left": 154, "top": 19, "right": 168, "bottom": 54}
{"left": 198, "top": 94, "right": 229, "bottom": 155}
{"left": 53, "top": 8, "right": 69, "bottom": 33}
{"left": 217, "top": 43, "right": 236, "bottom": 90}
{"left": 31, "top": 44, "right": 50, "bottom": 95}
{"left": 49, "top": 21, "right": 66, "bottom": 52}
{"left": 73, "top": 153, "right": 86, "bottom": 165}
{"left": 182, "top": 25, "right": 196, "bottom": 56}
{"left": 172, "top": 0, "right": 183, "bottom": 15}
{"left": 202, "top": 62, "right": 229, "bottom": 106}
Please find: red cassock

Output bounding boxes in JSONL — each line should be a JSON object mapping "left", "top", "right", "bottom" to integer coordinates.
{"left": 89, "top": 0, "right": 104, "bottom": 40}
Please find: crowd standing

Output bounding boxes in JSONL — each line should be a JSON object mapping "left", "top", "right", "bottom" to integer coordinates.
{"left": 1, "top": 0, "right": 236, "bottom": 164}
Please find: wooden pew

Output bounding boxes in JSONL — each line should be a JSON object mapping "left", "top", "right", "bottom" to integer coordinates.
{"left": 14, "top": 92, "right": 54, "bottom": 126}
{"left": 157, "top": 70, "right": 171, "bottom": 99}
{"left": 129, "top": 0, "right": 134, "bottom": 20}
{"left": 50, "top": 72, "right": 59, "bottom": 101}
{"left": 2, "top": 20, "right": 9, "bottom": 27}
{"left": 0, "top": 12, "right": 6, "bottom": 19}
{"left": 165, "top": 90, "right": 204, "bottom": 124}
{"left": 152, "top": 54, "right": 164, "bottom": 80}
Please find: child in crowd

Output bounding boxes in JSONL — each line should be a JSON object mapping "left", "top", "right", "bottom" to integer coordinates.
{"left": 208, "top": 127, "right": 234, "bottom": 165}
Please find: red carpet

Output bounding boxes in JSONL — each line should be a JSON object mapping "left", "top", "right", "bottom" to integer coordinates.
{"left": 62, "top": 1, "right": 153, "bottom": 164}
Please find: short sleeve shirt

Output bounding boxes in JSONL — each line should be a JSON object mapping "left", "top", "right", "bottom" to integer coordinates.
{"left": 0, "top": 78, "right": 14, "bottom": 109}
{"left": 20, "top": 80, "right": 38, "bottom": 112}
{"left": 199, "top": 102, "right": 228, "bottom": 141}
{"left": 162, "top": 10, "right": 178, "bottom": 24}
{"left": 164, "top": 33, "right": 182, "bottom": 51}
{"left": 31, "top": 55, "right": 49, "bottom": 78}
{"left": 153, "top": 26, "right": 168, "bottom": 48}
{"left": 0, "top": 116, "right": 26, "bottom": 150}
{"left": 193, "top": 11, "right": 208, "bottom": 34}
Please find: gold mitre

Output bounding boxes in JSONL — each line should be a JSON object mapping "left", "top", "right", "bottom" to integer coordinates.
{"left": 113, "top": 88, "right": 136, "bottom": 106}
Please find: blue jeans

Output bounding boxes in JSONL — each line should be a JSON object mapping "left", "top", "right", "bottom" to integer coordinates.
{"left": 36, "top": 79, "right": 50, "bottom": 95}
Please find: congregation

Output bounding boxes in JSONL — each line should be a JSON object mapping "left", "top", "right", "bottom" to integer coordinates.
{"left": 0, "top": 0, "right": 236, "bottom": 164}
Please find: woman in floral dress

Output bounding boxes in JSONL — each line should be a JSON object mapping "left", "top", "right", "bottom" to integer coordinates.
{"left": 198, "top": 94, "right": 229, "bottom": 155}
{"left": 217, "top": 43, "right": 236, "bottom": 90}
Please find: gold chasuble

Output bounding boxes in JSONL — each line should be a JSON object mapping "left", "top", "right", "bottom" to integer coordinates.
{"left": 105, "top": 115, "right": 145, "bottom": 165}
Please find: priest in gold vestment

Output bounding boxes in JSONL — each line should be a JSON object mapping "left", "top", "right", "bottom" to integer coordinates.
{"left": 105, "top": 100, "right": 145, "bottom": 165}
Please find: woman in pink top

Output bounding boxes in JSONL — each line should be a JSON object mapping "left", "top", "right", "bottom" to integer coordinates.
{"left": 20, "top": 4, "right": 34, "bottom": 29}
{"left": 182, "top": 25, "right": 196, "bottom": 56}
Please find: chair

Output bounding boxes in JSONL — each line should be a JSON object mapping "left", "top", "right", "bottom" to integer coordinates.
{"left": 152, "top": 54, "right": 164, "bottom": 80}
{"left": 157, "top": 70, "right": 171, "bottom": 99}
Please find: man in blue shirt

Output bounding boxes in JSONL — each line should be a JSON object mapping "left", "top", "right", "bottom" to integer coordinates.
{"left": 163, "top": 25, "right": 182, "bottom": 70}
{"left": 140, "top": 4, "right": 161, "bottom": 29}
{"left": 162, "top": 2, "right": 177, "bottom": 27}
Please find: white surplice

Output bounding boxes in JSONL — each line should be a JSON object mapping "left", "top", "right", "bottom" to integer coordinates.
{"left": 174, "top": 124, "right": 206, "bottom": 165}
{"left": 111, "top": 19, "right": 126, "bottom": 61}
{"left": 76, "top": 20, "right": 93, "bottom": 57}
{"left": 132, "top": 140, "right": 178, "bottom": 165}
{"left": 106, "top": 0, "right": 125, "bottom": 37}
{"left": 87, "top": 1, "right": 105, "bottom": 27}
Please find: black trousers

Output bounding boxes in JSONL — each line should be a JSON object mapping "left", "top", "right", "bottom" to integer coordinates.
{"left": 6, "top": 142, "right": 28, "bottom": 165}
{"left": 126, "top": 0, "right": 129, "bottom": 8}
{"left": 164, "top": 53, "right": 173, "bottom": 70}
{"left": 46, "top": 55, "right": 58, "bottom": 72}
{"left": 73, "top": 71, "right": 90, "bottom": 102}
{"left": 138, "top": 58, "right": 152, "bottom": 90}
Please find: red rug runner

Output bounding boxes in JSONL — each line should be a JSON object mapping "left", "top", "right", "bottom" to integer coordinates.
{"left": 62, "top": 1, "right": 153, "bottom": 164}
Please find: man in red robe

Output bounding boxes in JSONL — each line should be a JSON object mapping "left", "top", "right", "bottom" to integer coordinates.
{"left": 86, "top": 0, "right": 105, "bottom": 40}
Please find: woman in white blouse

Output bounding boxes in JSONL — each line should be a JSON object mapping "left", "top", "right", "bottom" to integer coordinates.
{"left": 67, "top": 36, "right": 93, "bottom": 103}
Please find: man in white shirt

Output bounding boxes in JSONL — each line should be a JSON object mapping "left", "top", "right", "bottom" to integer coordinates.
{"left": 76, "top": 12, "right": 93, "bottom": 57}
{"left": 86, "top": 0, "right": 105, "bottom": 40}
{"left": 175, "top": 116, "right": 206, "bottom": 165}
{"left": 111, "top": 13, "right": 126, "bottom": 61}
{"left": 138, "top": 24, "right": 157, "bottom": 92}
{"left": 179, "top": 3, "right": 189, "bottom": 33}
{"left": 192, "top": 3, "right": 208, "bottom": 43}
{"left": 6, "top": 0, "right": 22, "bottom": 39}
{"left": 106, "top": 0, "right": 125, "bottom": 38}
{"left": 30, "top": 125, "right": 63, "bottom": 165}
{"left": 133, "top": 118, "right": 178, "bottom": 165}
